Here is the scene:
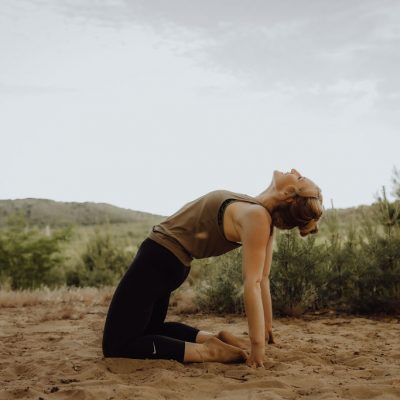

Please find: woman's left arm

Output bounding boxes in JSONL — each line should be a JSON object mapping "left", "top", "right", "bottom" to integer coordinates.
{"left": 260, "top": 229, "right": 275, "bottom": 344}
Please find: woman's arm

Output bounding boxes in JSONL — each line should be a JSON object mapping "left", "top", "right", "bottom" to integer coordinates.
{"left": 239, "top": 207, "right": 271, "bottom": 368}
{"left": 261, "top": 229, "right": 274, "bottom": 343}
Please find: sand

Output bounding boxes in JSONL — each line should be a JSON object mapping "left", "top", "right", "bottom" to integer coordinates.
{"left": 0, "top": 290, "right": 399, "bottom": 400}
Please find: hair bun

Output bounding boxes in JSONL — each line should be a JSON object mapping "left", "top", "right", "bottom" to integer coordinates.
{"left": 299, "top": 220, "right": 318, "bottom": 236}
{"left": 271, "top": 194, "right": 323, "bottom": 236}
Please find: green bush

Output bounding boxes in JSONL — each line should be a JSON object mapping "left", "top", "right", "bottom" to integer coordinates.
{"left": 67, "top": 229, "right": 136, "bottom": 287}
{"left": 350, "top": 235, "right": 400, "bottom": 313}
{"left": 270, "top": 230, "right": 325, "bottom": 315}
{"left": 0, "top": 216, "right": 70, "bottom": 290}
{"left": 318, "top": 207, "right": 360, "bottom": 310}
{"left": 347, "top": 191, "right": 400, "bottom": 313}
{"left": 195, "top": 250, "right": 244, "bottom": 314}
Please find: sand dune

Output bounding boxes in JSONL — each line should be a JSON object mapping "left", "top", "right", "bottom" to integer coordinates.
{"left": 0, "top": 291, "right": 399, "bottom": 400}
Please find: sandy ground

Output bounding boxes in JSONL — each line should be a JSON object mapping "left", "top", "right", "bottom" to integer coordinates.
{"left": 0, "top": 291, "right": 399, "bottom": 400}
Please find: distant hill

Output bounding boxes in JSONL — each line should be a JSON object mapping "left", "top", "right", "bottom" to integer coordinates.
{"left": 0, "top": 198, "right": 163, "bottom": 227}
{"left": 0, "top": 197, "right": 388, "bottom": 233}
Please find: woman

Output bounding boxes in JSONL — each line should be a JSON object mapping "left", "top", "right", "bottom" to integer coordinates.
{"left": 102, "top": 169, "right": 323, "bottom": 368}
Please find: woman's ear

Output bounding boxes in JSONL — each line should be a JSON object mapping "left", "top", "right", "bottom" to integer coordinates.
{"left": 280, "top": 185, "right": 297, "bottom": 201}
{"left": 284, "top": 197, "right": 296, "bottom": 204}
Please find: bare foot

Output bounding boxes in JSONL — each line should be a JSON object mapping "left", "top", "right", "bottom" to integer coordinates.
{"left": 217, "top": 330, "right": 250, "bottom": 351}
{"left": 202, "top": 337, "right": 247, "bottom": 363}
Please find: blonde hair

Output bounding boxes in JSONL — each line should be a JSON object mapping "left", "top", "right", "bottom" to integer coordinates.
{"left": 271, "top": 191, "right": 323, "bottom": 237}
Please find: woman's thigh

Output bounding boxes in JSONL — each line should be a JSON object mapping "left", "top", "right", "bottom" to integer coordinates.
{"left": 102, "top": 238, "right": 190, "bottom": 349}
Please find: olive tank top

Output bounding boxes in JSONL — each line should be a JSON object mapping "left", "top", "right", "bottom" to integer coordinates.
{"left": 148, "top": 189, "right": 264, "bottom": 266}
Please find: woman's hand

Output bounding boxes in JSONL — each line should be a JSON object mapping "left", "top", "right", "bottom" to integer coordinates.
{"left": 246, "top": 343, "right": 265, "bottom": 368}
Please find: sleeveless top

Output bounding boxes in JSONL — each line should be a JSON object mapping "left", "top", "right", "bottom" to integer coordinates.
{"left": 148, "top": 189, "right": 264, "bottom": 266}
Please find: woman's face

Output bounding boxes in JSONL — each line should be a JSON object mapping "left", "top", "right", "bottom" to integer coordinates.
{"left": 273, "top": 169, "right": 303, "bottom": 190}
{"left": 273, "top": 169, "right": 318, "bottom": 197}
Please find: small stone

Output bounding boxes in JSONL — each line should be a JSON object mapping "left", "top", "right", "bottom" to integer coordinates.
{"left": 60, "top": 378, "right": 79, "bottom": 384}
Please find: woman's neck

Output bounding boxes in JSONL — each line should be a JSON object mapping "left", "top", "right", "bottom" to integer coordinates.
{"left": 254, "top": 186, "right": 281, "bottom": 215}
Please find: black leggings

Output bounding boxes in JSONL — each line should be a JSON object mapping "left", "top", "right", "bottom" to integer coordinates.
{"left": 102, "top": 238, "right": 199, "bottom": 362}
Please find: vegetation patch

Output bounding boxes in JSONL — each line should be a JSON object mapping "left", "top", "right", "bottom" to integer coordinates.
{"left": 1, "top": 171, "right": 399, "bottom": 315}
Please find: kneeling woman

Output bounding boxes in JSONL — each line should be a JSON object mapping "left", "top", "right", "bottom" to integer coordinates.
{"left": 102, "top": 169, "right": 323, "bottom": 368}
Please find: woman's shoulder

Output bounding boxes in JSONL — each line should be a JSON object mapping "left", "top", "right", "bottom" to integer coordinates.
{"left": 233, "top": 201, "right": 271, "bottom": 222}
{"left": 205, "top": 189, "right": 260, "bottom": 203}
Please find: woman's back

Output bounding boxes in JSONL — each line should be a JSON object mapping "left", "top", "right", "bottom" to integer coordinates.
{"left": 148, "top": 189, "right": 263, "bottom": 266}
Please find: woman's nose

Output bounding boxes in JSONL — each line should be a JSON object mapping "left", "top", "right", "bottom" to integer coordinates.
{"left": 291, "top": 168, "right": 301, "bottom": 176}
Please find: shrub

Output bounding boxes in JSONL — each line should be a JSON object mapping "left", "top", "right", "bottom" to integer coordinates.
{"left": 350, "top": 234, "right": 400, "bottom": 313}
{"left": 270, "top": 230, "right": 325, "bottom": 315}
{"left": 67, "top": 229, "right": 135, "bottom": 287}
{"left": 195, "top": 250, "right": 244, "bottom": 314}
{"left": 348, "top": 191, "right": 400, "bottom": 313}
{"left": 318, "top": 207, "right": 360, "bottom": 310}
{"left": 0, "top": 216, "right": 70, "bottom": 290}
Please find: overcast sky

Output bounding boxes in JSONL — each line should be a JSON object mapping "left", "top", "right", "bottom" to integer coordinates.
{"left": 1, "top": 0, "right": 399, "bottom": 215}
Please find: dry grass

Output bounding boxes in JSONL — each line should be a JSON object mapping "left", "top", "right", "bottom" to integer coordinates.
{"left": 38, "top": 304, "right": 86, "bottom": 322}
{"left": 0, "top": 286, "right": 114, "bottom": 308}
{"left": 0, "top": 285, "right": 200, "bottom": 316}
